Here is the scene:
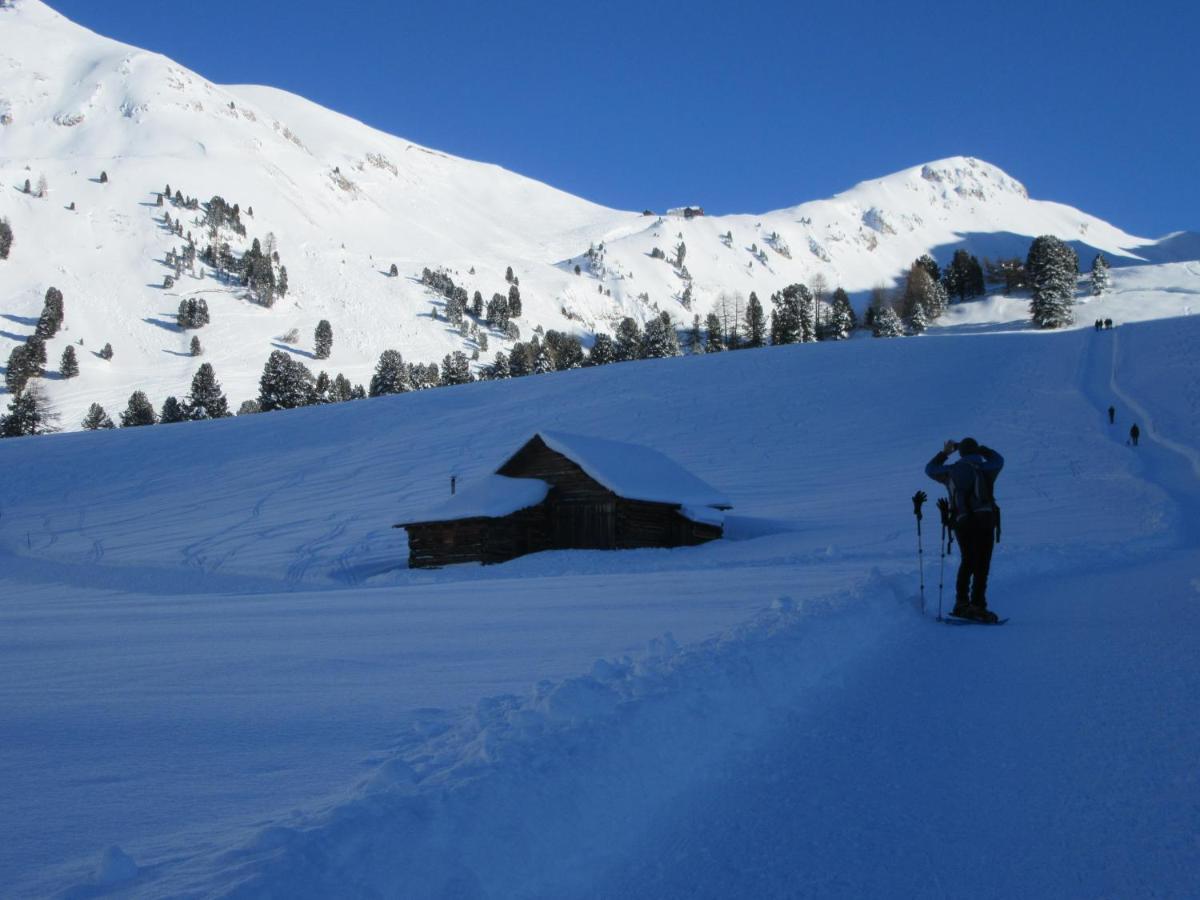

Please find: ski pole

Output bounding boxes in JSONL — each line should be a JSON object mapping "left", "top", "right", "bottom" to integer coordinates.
{"left": 935, "top": 497, "right": 952, "bottom": 621}
{"left": 912, "top": 491, "right": 927, "bottom": 615}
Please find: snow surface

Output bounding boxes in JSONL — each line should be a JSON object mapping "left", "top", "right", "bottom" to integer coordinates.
{"left": 2, "top": 274, "right": 1199, "bottom": 896}
{"left": 402, "top": 474, "right": 550, "bottom": 525}
{"left": 535, "top": 430, "right": 732, "bottom": 509}
{"left": 3, "top": 0, "right": 1199, "bottom": 431}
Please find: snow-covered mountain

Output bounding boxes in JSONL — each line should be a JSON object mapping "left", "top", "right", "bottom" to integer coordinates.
{"left": 0, "top": 0, "right": 1194, "bottom": 429}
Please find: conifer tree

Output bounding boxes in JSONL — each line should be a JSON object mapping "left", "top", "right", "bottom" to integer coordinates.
{"left": 532, "top": 346, "right": 554, "bottom": 375}
{"left": 0, "top": 218, "right": 12, "bottom": 260}
{"left": 237, "top": 400, "right": 262, "bottom": 415}
{"left": 943, "top": 250, "right": 985, "bottom": 303}
{"left": 184, "top": 363, "right": 230, "bottom": 419}
{"left": 505, "top": 265, "right": 514, "bottom": 283}
{"left": 828, "top": 287, "right": 856, "bottom": 339}
{"left": 490, "top": 351, "right": 512, "bottom": 379}
{"left": 99, "top": 343, "right": 114, "bottom": 360}
{"left": 641, "top": 313, "right": 682, "bottom": 358}
{"left": 916, "top": 254, "right": 940, "bottom": 284}
{"left": 507, "top": 284, "right": 522, "bottom": 318}
{"left": 588, "top": 333, "right": 616, "bottom": 366}
{"left": 119, "top": 391, "right": 158, "bottom": 427}
{"left": 615, "top": 317, "right": 643, "bottom": 361}
{"left": 1, "top": 383, "right": 59, "bottom": 437}
{"left": 440, "top": 351, "right": 472, "bottom": 385}
{"left": 368, "top": 349, "right": 409, "bottom": 397}
{"left": 389, "top": 263, "right": 399, "bottom": 277}
{"left": 314, "top": 319, "right": 333, "bottom": 359}
{"left": 24, "top": 335, "right": 47, "bottom": 375}
{"left": 5, "top": 345, "right": 31, "bottom": 394}
{"left": 1090, "top": 253, "right": 1111, "bottom": 296}
{"left": 59, "top": 345, "right": 79, "bottom": 378}
{"left": 705, "top": 312, "right": 725, "bottom": 352}
{"left": 330, "top": 373, "right": 354, "bottom": 403}
{"left": 259, "top": 350, "right": 317, "bottom": 410}
{"left": 472, "top": 290, "right": 484, "bottom": 318}
{"left": 796, "top": 284, "right": 817, "bottom": 342}
{"left": 687, "top": 315, "right": 706, "bottom": 354}
{"left": 190, "top": 335, "right": 202, "bottom": 357}
{"left": 908, "top": 302, "right": 928, "bottom": 334}
{"left": 744, "top": 292, "right": 766, "bottom": 347}
{"left": 36, "top": 287, "right": 64, "bottom": 338}
{"left": 1027, "top": 235, "right": 1079, "bottom": 329}
{"left": 872, "top": 305, "right": 905, "bottom": 337}
{"left": 99, "top": 170, "right": 108, "bottom": 184}
{"left": 159, "top": 396, "right": 186, "bottom": 424}
{"left": 81, "top": 402, "right": 115, "bottom": 430}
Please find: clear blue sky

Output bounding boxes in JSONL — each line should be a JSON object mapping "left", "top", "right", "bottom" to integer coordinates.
{"left": 51, "top": 0, "right": 1199, "bottom": 237}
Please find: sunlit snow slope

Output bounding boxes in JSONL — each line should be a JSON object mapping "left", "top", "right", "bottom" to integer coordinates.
{"left": 2, "top": 0, "right": 1197, "bottom": 431}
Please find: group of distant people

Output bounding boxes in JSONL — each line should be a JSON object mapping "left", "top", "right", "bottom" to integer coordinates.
{"left": 1108, "top": 405, "right": 1140, "bottom": 446}
{"left": 1094, "top": 318, "right": 1115, "bottom": 330}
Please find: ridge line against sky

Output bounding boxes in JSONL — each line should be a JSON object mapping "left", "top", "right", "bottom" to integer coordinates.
{"left": 33, "top": 0, "right": 1200, "bottom": 236}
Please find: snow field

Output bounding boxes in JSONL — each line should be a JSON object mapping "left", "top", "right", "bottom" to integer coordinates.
{"left": 2, "top": 303, "right": 1198, "bottom": 894}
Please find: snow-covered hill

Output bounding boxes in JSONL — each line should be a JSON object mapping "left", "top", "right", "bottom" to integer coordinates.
{"left": 1, "top": 0, "right": 1197, "bottom": 432}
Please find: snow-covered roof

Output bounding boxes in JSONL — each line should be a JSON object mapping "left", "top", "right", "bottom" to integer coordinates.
{"left": 401, "top": 475, "right": 550, "bottom": 526}
{"left": 529, "top": 431, "right": 731, "bottom": 509}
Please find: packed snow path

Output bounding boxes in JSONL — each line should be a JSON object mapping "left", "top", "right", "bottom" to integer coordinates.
{"left": 583, "top": 326, "right": 1200, "bottom": 898}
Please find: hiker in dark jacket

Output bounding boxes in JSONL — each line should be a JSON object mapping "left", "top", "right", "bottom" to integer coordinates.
{"left": 1108, "top": 405, "right": 1115, "bottom": 424}
{"left": 926, "top": 437, "right": 1004, "bottom": 622}
{"left": 1130, "top": 423, "right": 1140, "bottom": 446}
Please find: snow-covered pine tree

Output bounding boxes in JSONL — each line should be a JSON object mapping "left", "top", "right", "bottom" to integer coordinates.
{"left": 183, "top": 363, "right": 230, "bottom": 420}
{"left": 687, "top": 315, "right": 705, "bottom": 354}
{"left": 532, "top": 346, "right": 554, "bottom": 375}
{"left": 589, "top": 334, "right": 616, "bottom": 366}
{"left": 159, "top": 396, "right": 186, "bottom": 424}
{"left": 1027, "top": 235, "right": 1079, "bottom": 329}
{"left": 23, "top": 335, "right": 47, "bottom": 375}
{"left": 440, "top": 351, "right": 473, "bottom": 385}
{"left": 190, "top": 335, "right": 202, "bottom": 357}
{"left": 314, "top": 319, "right": 333, "bottom": 359}
{"left": 486, "top": 293, "right": 510, "bottom": 329}
{"left": 99, "top": 343, "right": 114, "bottom": 361}
{"left": 368, "top": 349, "right": 409, "bottom": 397}
{"left": 943, "top": 249, "right": 985, "bottom": 303}
{"left": 237, "top": 400, "right": 261, "bottom": 415}
{"left": 916, "top": 254, "right": 940, "bottom": 284}
{"left": 1, "top": 383, "right": 59, "bottom": 437}
{"left": 828, "top": 287, "right": 856, "bottom": 339}
{"left": 641, "top": 314, "right": 682, "bottom": 358}
{"left": 1090, "top": 253, "right": 1111, "bottom": 296}
{"left": 698, "top": 312, "right": 721, "bottom": 352}
{"left": 615, "top": 318, "right": 643, "bottom": 361}
{"left": 0, "top": 218, "right": 12, "bottom": 259}
{"left": 119, "top": 391, "right": 158, "bottom": 427}
{"left": 872, "top": 305, "right": 905, "bottom": 337}
{"left": 508, "top": 284, "right": 522, "bottom": 318}
{"left": 744, "top": 293, "right": 766, "bottom": 347}
{"left": 5, "top": 345, "right": 30, "bottom": 394}
{"left": 260, "top": 350, "right": 317, "bottom": 409}
{"left": 81, "top": 403, "right": 115, "bottom": 431}
{"left": 908, "top": 302, "right": 928, "bottom": 334}
{"left": 59, "top": 346, "right": 79, "bottom": 378}
{"left": 36, "top": 287, "right": 64, "bottom": 338}
{"left": 490, "top": 351, "right": 512, "bottom": 379}
{"left": 797, "top": 284, "right": 817, "bottom": 342}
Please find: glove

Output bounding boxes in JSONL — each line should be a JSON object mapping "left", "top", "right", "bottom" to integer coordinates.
{"left": 911, "top": 490, "right": 927, "bottom": 519}
{"left": 936, "top": 497, "right": 952, "bottom": 526}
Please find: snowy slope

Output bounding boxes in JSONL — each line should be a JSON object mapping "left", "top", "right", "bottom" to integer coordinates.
{"left": 2, "top": 276, "right": 1198, "bottom": 895}
{"left": 2, "top": 0, "right": 1197, "bottom": 432}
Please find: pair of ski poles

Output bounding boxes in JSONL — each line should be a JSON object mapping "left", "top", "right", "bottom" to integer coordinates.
{"left": 912, "top": 490, "right": 953, "bottom": 620}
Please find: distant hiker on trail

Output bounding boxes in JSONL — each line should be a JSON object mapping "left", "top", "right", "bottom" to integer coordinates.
{"left": 925, "top": 437, "right": 1005, "bottom": 623}
{"left": 1108, "top": 406, "right": 1115, "bottom": 424}
{"left": 1130, "top": 423, "right": 1140, "bottom": 446}
{"left": 1105, "top": 318, "right": 1113, "bottom": 330}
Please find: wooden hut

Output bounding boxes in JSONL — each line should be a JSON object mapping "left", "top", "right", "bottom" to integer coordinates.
{"left": 398, "top": 431, "right": 731, "bottom": 568}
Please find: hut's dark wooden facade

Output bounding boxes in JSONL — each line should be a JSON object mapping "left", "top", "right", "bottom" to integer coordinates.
{"left": 399, "top": 433, "right": 729, "bottom": 568}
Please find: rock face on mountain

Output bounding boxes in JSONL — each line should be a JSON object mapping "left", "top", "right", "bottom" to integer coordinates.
{"left": 0, "top": 0, "right": 1192, "bottom": 428}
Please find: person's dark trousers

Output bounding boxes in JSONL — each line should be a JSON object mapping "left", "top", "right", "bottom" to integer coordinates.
{"left": 955, "top": 511, "right": 996, "bottom": 608}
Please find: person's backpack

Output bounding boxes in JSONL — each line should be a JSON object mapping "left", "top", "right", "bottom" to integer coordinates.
{"left": 948, "top": 459, "right": 996, "bottom": 520}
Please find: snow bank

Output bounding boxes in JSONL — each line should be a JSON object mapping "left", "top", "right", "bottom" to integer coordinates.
{"left": 158, "top": 577, "right": 904, "bottom": 898}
